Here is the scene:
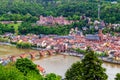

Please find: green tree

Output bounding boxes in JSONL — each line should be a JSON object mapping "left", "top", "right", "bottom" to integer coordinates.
{"left": 65, "top": 47, "right": 108, "bottom": 80}
{"left": 16, "top": 42, "right": 32, "bottom": 49}
{"left": 26, "top": 71, "right": 44, "bottom": 80}
{"left": 115, "top": 73, "right": 120, "bottom": 80}
{"left": 15, "top": 58, "right": 39, "bottom": 76}
{"left": 0, "top": 64, "right": 25, "bottom": 80}
{"left": 45, "top": 73, "right": 61, "bottom": 80}
{"left": 81, "top": 47, "right": 108, "bottom": 80}
{"left": 65, "top": 61, "right": 82, "bottom": 80}
{"left": 0, "top": 61, "right": 60, "bottom": 80}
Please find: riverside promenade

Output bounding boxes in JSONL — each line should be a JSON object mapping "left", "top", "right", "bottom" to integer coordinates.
{"left": 60, "top": 52, "right": 120, "bottom": 65}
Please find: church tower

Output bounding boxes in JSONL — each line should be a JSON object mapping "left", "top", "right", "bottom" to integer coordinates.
{"left": 98, "top": 29, "right": 103, "bottom": 41}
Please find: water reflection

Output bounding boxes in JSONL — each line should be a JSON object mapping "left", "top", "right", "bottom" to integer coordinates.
{"left": 103, "top": 62, "right": 120, "bottom": 80}
{"left": 34, "top": 55, "right": 120, "bottom": 80}
{"left": 103, "top": 62, "right": 120, "bottom": 68}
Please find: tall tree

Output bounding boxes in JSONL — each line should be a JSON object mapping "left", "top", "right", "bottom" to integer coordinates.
{"left": 81, "top": 47, "right": 108, "bottom": 80}
{"left": 65, "top": 47, "right": 108, "bottom": 80}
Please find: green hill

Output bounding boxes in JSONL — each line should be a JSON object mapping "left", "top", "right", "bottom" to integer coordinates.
{"left": 0, "top": 0, "right": 120, "bottom": 23}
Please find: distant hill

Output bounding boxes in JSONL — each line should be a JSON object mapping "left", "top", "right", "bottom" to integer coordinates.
{"left": 0, "top": 0, "right": 120, "bottom": 23}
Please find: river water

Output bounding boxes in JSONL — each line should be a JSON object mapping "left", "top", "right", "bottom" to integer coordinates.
{"left": 0, "top": 44, "right": 37, "bottom": 57}
{"left": 34, "top": 55, "right": 120, "bottom": 80}
{"left": 0, "top": 44, "right": 120, "bottom": 80}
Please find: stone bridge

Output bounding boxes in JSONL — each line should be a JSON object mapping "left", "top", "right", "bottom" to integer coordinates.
{"left": 1, "top": 49, "right": 66, "bottom": 73}
{"left": 9, "top": 49, "right": 59, "bottom": 62}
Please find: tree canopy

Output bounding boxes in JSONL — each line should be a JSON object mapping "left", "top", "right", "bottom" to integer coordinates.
{"left": 65, "top": 61, "right": 82, "bottom": 80}
{"left": 15, "top": 58, "right": 39, "bottom": 76}
{"left": 0, "top": 0, "right": 120, "bottom": 23}
{"left": 115, "top": 73, "right": 120, "bottom": 80}
{"left": 65, "top": 47, "right": 108, "bottom": 80}
{"left": 0, "top": 64, "right": 25, "bottom": 80}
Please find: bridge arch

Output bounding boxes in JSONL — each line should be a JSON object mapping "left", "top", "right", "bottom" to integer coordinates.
{"left": 20, "top": 54, "right": 27, "bottom": 58}
{"left": 47, "top": 49, "right": 56, "bottom": 55}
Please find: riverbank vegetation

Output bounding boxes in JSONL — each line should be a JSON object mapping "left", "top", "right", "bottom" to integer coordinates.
{"left": 72, "top": 48, "right": 108, "bottom": 57}
{"left": 72, "top": 48, "right": 86, "bottom": 54}
{"left": 16, "top": 42, "right": 32, "bottom": 49}
{"left": 0, "top": 37, "right": 9, "bottom": 42}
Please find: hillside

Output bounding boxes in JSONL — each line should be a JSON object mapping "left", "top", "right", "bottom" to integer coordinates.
{"left": 0, "top": 0, "right": 120, "bottom": 23}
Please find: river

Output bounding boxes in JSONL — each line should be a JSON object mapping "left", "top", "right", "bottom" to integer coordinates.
{"left": 0, "top": 44, "right": 120, "bottom": 80}
{"left": 34, "top": 55, "right": 120, "bottom": 80}
{"left": 0, "top": 44, "right": 37, "bottom": 57}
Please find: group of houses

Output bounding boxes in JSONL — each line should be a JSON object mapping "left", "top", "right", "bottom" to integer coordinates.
{"left": 7, "top": 26, "right": 120, "bottom": 60}
{"left": 0, "top": 26, "right": 120, "bottom": 74}
{"left": 1, "top": 15, "right": 120, "bottom": 61}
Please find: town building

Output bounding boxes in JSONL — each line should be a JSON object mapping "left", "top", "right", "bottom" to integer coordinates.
{"left": 37, "top": 15, "right": 73, "bottom": 26}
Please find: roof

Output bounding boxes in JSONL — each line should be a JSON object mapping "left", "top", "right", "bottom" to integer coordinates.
{"left": 85, "top": 34, "right": 100, "bottom": 40}
{"left": 54, "top": 36, "right": 75, "bottom": 40}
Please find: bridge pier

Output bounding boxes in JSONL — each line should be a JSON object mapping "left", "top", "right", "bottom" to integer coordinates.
{"left": 20, "top": 54, "right": 27, "bottom": 58}
{"left": 30, "top": 52, "right": 37, "bottom": 60}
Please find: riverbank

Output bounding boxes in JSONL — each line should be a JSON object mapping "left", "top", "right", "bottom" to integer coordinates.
{"left": 60, "top": 52, "right": 120, "bottom": 65}
{"left": 0, "top": 42, "right": 120, "bottom": 65}
{"left": 102, "top": 57, "right": 120, "bottom": 65}
{"left": 0, "top": 42, "right": 12, "bottom": 46}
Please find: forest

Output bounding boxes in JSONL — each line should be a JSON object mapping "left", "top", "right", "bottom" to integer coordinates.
{"left": 0, "top": 0, "right": 120, "bottom": 23}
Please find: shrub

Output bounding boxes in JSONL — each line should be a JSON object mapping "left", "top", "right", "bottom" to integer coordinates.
{"left": 15, "top": 58, "right": 39, "bottom": 76}
{"left": 0, "top": 64, "right": 25, "bottom": 80}
{"left": 16, "top": 42, "right": 32, "bottom": 49}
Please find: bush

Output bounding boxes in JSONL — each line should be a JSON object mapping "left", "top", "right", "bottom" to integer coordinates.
{"left": 95, "top": 52, "right": 108, "bottom": 57}
{"left": 45, "top": 73, "right": 61, "bottom": 80}
{"left": 16, "top": 42, "right": 32, "bottom": 49}
{"left": 73, "top": 48, "right": 86, "bottom": 54}
{"left": 10, "top": 41, "right": 17, "bottom": 45}
{"left": 0, "top": 37, "right": 9, "bottom": 42}
{"left": 15, "top": 58, "right": 39, "bottom": 76}
{"left": 0, "top": 64, "right": 25, "bottom": 80}
{"left": 25, "top": 71, "right": 44, "bottom": 80}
